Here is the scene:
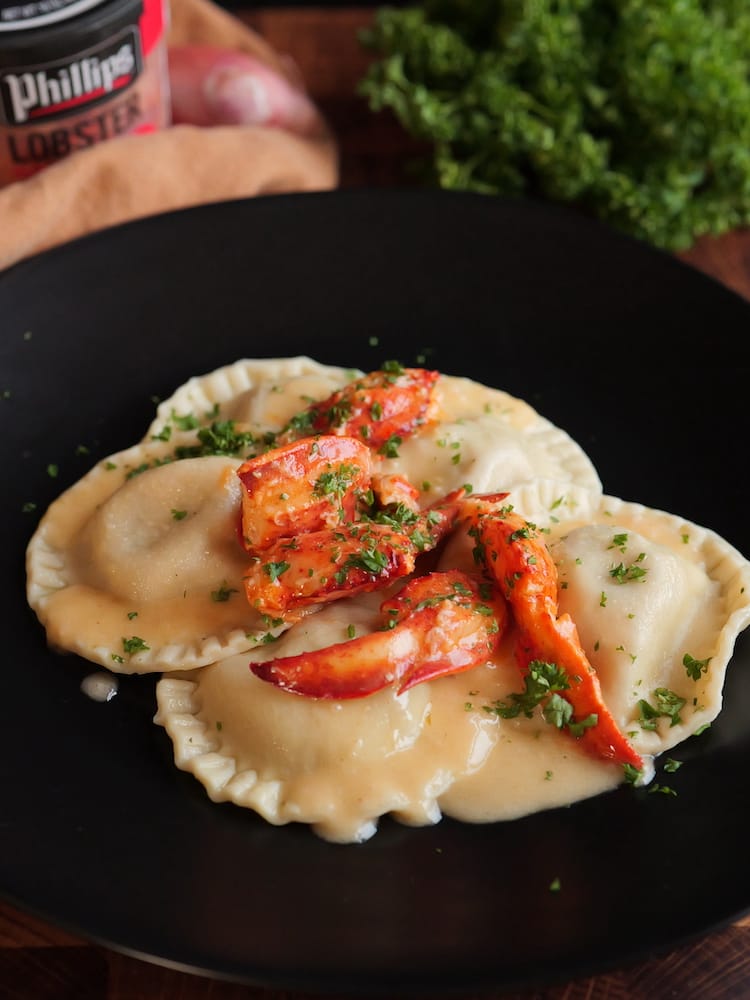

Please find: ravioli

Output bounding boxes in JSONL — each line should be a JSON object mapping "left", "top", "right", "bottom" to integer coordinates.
{"left": 146, "top": 358, "right": 603, "bottom": 498}
{"left": 144, "top": 356, "right": 360, "bottom": 442}
{"left": 155, "top": 611, "right": 617, "bottom": 842}
{"left": 26, "top": 358, "right": 750, "bottom": 844}
{"left": 440, "top": 479, "right": 750, "bottom": 776}
{"left": 26, "top": 444, "right": 275, "bottom": 672}
{"left": 156, "top": 595, "right": 494, "bottom": 843}
{"left": 27, "top": 358, "right": 601, "bottom": 674}
{"left": 380, "top": 376, "right": 602, "bottom": 498}
{"left": 155, "top": 478, "right": 750, "bottom": 842}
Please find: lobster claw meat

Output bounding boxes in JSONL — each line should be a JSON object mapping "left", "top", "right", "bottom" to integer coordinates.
{"left": 251, "top": 570, "right": 507, "bottom": 698}
{"left": 460, "top": 494, "right": 644, "bottom": 770}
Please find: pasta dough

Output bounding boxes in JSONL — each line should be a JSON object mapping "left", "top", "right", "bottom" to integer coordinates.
{"left": 26, "top": 357, "right": 602, "bottom": 673}
{"left": 155, "top": 478, "right": 750, "bottom": 841}
{"left": 26, "top": 358, "right": 750, "bottom": 843}
{"left": 26, "top": 447, "right": 270, "bottom": 672}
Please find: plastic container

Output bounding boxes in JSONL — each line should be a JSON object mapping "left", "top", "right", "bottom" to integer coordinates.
{"left": 0, "top": 0, "right": 170, "bottom": 187}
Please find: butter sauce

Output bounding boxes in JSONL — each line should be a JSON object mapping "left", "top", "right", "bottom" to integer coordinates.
{"left": 26, "top": 358, "right": 750, "bottom": 843}
{"left": 81, "top": 670, "right": 119, "bottom": 702}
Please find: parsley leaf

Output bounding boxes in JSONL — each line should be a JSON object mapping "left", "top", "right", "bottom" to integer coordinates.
{"left": 638, "top": 688, "right": 686, "bottom": 731}
{"left": 122, "top": 636, "right": 150, "bottom": 656}
{"left": 683, "top": 652, "right": 711, "bottom": 681}
{"left": 358, "top": 2, "right": 750, "bottom": 251}
{"left": 263, "top": 561, "right": 290, "bottom": 582}
{"left": 378, "top": 434, "right": 403, "bottom": 458}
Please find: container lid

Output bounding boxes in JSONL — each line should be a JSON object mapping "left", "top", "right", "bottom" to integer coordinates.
{"left": 0, "top": 0, "right": 111, "bottom": 32}
{"left": 0, "top": 0, "right": 143, "bottom": 67}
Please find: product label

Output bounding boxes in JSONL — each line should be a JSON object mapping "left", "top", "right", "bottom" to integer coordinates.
{"left": 0, "top": 25, "right": 143, "bottom": 125}
{"left": 5, "top": 89, "right": 142, "bottom": 168}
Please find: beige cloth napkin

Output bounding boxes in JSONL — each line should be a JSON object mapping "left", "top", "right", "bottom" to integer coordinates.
{"left": 0, "top": 0, "right": 338, "bottom": 271}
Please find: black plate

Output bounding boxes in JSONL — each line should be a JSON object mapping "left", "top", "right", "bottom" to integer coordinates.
{"left": 1, "top": 189, "right": 750, "bottom": 995}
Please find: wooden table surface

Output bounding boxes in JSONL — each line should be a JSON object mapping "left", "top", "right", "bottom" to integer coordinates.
{"left": 3, "top": 7, "right": 750, "bottom": 1000}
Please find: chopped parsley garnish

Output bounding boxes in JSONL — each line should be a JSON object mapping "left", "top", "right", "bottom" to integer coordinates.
{"left": 263, "top": 561, "right": 290, "bottom": 582}
{"left": 381, "top": 359, "right": 405, "bottom": 379}
{"left": 542, "top": 693, "right": 574, "bottom": 729}
{"left": 468, "top": 525, "right": 485, "bottom": 566}
{"left": 484, "top": 661, "right": 600, "bottom": 741}
{"left": 251, "top": 631, "right": 281, "bottom": 645}
{"left": 324, "top": 399, "right": 353, "bottom": 428}
{"left": 171, "top": 508, "right": 188, "bottom": 521}
{"left": 608, "top": 532, "right": 629, "bottom": 552}
{"left": 623, "top": 763, "right": 642, "bottom": 785}
{"left": 638, "top": 688, "right": 686, "bottom": 730}
{"left": 371, "top": 502, "right": 419, "bottom": 529}
{"left": 649, "top": 784, "right": 677, "bottom": 797}
{"left": 486, "top": 660, "right": 568, "bottom": 719}
{"left": 568, "top": 713, "right": 598, "bottom": 737}
{"left": 170, "top": 411, "right": 198, "bottom": 431}
{"left": 683, "top": 653, "right": 711, "bottom": 681}
{"left": 122, "top": 636, "right": 150, "bottom": 655}
{"left": 609, "top": 552, "right": 648, "bottom": 583}
{"left": 261, "top": 614, "right": 285, "bottom": 629}
{"left": 378, "top": 434, "right": 403, "bottom": 458}
{"left": 283, "top": 408, "right": 315, "bottom": 436}
{"left": 211, "top": 582, "right": 238, "bottom": 602}
{"left": 314, "top": 464, "right": 358, "bottom": 501}
{"left": 508, "top": 525, "right": 532, "bottom": 543}
{"left": 335, "top": 547, "right": 390, "bottom": 583}
{"left": 126, "top": 462, "right": 151, "bottom": 479}
{"left": 174, "top": 420, "right": 256, "bottom": 458}
{"left": 409, "top": 528, "right": 432, "bottom": 551}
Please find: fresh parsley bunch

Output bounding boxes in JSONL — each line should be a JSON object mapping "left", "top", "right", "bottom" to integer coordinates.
{"left": 358, "top": 0, "right": 750, "bottom": 250}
